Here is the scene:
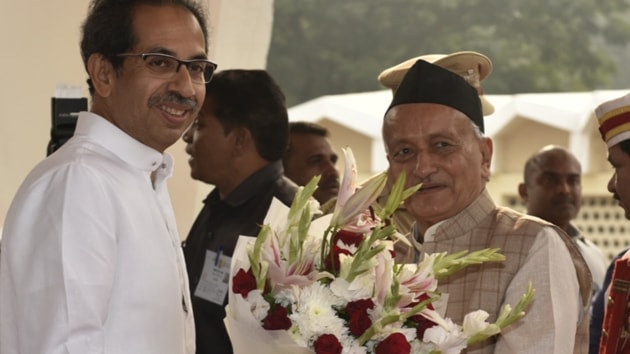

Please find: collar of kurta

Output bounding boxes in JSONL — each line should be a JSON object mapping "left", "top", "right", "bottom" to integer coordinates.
{"left": 74, "top": 111, "right": 171, "bottom": 174}
{"left": 421, "top": 189, "right": 494, "bottom": 242}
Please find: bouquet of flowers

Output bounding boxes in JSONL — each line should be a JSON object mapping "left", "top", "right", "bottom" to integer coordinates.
{"left": 225, "top": 148, "right": 534, "bottom": 354}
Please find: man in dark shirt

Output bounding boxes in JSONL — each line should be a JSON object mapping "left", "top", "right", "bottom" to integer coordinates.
{"left": 283, "top": 121, "right": 339, "bottom": 206}
{"left": 181, "top": 70, "right": 297, "bottom": 354}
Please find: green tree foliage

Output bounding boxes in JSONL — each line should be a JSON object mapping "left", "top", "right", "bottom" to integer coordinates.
{"left": 267, "top": 0, "right": 630, "bottom": 106}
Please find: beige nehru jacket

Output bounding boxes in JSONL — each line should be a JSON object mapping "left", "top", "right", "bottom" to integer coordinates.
{"left": 417, "top": 190, "right": 591, "bottom": 354}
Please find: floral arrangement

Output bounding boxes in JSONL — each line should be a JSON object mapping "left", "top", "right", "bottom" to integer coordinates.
{"left": 225, "top": 148, "right": 534, "bottom": 354}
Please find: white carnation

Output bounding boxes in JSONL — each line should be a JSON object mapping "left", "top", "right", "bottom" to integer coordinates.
{"left": 290, "top": 282, "right": 347, "bottom": 341}
{"left": 274, "top": 286, "right": 298, "bottom": 308}
{"left": 342, "top": 340, "right": 368, "bottom": 354}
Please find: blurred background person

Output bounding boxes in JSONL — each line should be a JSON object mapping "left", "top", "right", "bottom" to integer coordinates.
{"left": 283, "top": 121, "right": 339, "bottom": 206}
{"left": 518, "top": 145, "right": 607, "bottom": 295}
{"left": 182, "top": 69, "right": 297, "bottom": 354}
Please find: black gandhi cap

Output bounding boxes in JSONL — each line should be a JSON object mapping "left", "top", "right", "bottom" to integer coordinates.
{"left": 386, "top": 59, "right": 484, "bottom": 133}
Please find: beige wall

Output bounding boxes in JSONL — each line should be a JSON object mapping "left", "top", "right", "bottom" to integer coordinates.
{"left": 317, "top": 118, "right": 373, "bottom": 176}
{"left": 0, "top": 0, "right": 274, "bottom": 238}
{"left": 0, "top": 2, "right": 87, "bottom": 228}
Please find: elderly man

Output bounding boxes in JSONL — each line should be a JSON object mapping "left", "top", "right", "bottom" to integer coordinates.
{"left": 591, "top": 93, "right": 630, "bottom": 354}
{"left": 382, "top": 59, "right": 591, "bottom": 353}
{"left": 519, "top": 145, "right": 607, "bottom": 295}
{"left": 376, "top": 51, "right": 495, "bottom": 263}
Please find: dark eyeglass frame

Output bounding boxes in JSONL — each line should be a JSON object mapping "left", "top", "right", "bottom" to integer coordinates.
{"left": 116, "top": 52, "right": 218, "bottom": 84}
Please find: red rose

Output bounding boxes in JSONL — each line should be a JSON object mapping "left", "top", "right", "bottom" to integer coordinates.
{"left": 410, "top": 315, "right": 438, "bottom": 339}
{"left": 345, "top": 299, "right": 375, "bottom": 337}
{"left": 313, "top": 333, "right": 343, "bottom": 354}
{"left": 324, "top": 245, "right": 352, "bottom": 272}
{"left": 416, "top": 293, "right": 434, "bottom": 309}
{"left": 346, "top": 298, "right": 375, "bottom": 317}
{"left": 261, "top": 304, "right": 292, "bottom": 330}
{"left": 407, "top": 296, "right": 438, "bottom": 339}
{"left": 232, "top": 268, "right": 257, "bottom": 298}
{"left": 375, "top": 333, "right": 411, "bottom": 354}
{"left": 349, "top": 311, "right": 372, "bottom": 336}
{"left": 406, "top": 293, "right": 434, "bottom": 311}
{"left": 334, "top": 229, "right": 364, "bottom": 247}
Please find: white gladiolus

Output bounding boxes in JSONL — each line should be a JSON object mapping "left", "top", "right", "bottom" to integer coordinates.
{"left": 423, "top": 318, "right": 468, "bottom": 354}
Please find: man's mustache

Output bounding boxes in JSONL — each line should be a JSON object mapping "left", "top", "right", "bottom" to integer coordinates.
{"left": 148, "top": 92, "right": 198, "bottom": 111}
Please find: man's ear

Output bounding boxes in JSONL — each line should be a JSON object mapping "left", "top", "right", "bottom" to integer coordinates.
{"left": 518, "top": 182, "right": 528, "bottom": 201}
{"left": 87, "top": 53, "right": 116, "bottom": 98}
{"left": 230, "top": 127, "right": 252, "bottom": 155}
{"left": 480, "top": 137, "right": 493, "bottom": 180}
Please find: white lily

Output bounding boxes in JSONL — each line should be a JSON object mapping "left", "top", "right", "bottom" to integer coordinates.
{"left": 330, "top": 147, "right": 387, "bottom": 231}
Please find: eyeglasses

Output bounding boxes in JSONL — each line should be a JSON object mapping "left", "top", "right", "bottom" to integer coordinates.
{"left": 117, "top": 53, "right": 218, "bottom": 84}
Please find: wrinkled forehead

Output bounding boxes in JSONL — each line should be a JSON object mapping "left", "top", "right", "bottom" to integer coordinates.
{"left": 384, "top": 103, "right": 473, "bottom": 134}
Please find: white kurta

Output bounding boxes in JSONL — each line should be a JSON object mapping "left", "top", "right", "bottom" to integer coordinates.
{"left": 0, "top": 112, "right": 195, "bottom": 354}
{"left": 567, "top": 224, "right": 607, "bottom": 295}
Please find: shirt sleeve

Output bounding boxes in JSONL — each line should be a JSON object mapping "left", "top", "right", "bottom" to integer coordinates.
{"left": 494, "top": 226, "right": 581, "bottom": 354}
{"left": 2, "top": 163, "right": 117, "bottom": 353}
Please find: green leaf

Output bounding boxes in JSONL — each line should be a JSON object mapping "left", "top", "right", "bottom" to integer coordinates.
{"left": 432, "top": 248, "right": 506, "bottom": 279}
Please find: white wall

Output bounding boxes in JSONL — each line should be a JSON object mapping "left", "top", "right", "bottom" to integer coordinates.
{"left": 0, "top": 0, "right": 274, "bottom": 238}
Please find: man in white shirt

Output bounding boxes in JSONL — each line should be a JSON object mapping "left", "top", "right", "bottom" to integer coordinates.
{"left": 0, "top": 1, "right": 215, "bottom": 353}
{"left": 518, "top": 145, "right": 607, "bottom": 295}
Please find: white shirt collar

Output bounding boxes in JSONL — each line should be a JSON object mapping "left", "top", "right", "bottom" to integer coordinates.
{"left": 74, "top": 111, "right": 172, "bottom": 174}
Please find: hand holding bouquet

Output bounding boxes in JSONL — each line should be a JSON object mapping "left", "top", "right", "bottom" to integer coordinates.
{"left": 225, "top": 148, "right": 534, "bottom": 354}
